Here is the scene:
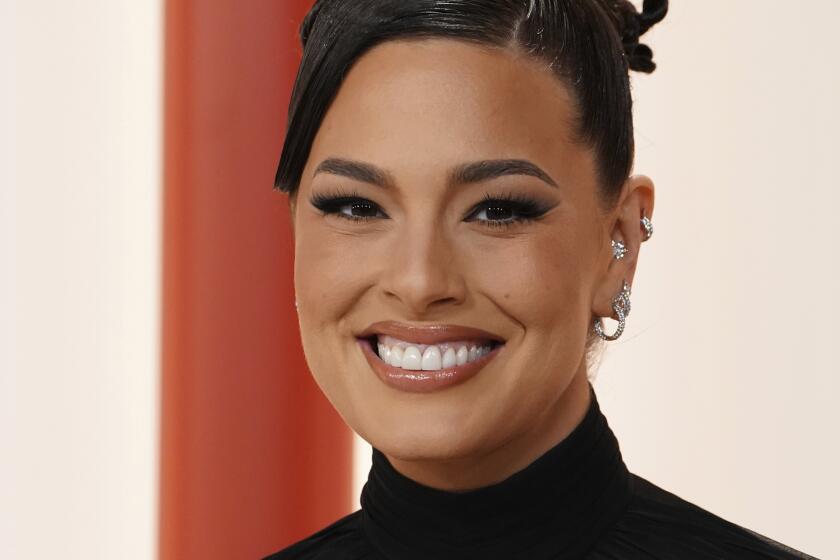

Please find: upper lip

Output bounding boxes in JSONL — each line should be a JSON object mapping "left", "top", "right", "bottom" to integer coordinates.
{"left": 357, "top": 321, "right": 506, "bottom": 345}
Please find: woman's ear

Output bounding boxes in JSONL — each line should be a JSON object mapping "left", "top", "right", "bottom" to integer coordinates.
{"left": 591, "top": 174, "right": 655, "bottom": 320}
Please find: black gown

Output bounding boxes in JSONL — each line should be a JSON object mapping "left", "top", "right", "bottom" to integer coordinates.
{"left": 265, "top": 384, "right": 819, "bottom": 559}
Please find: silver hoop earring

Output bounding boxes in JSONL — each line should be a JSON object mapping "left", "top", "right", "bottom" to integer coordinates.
{"left": 593, "top": 280, "right": 631, "bottom": 341}
{"left": 641, "top": 215, "right": 654, "bottom": 242}
{"left": 611, "top": 239, "right": 628, "bottom": 260}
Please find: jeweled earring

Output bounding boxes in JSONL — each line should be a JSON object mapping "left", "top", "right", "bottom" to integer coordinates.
{"left": 611, "top": 239, "right": 628, "bottom": 260}
{"left": 594, "top": 280, "right": 631, "bottom": 341}
{"left": 641, "top": 215, "right": 653, "bottom": 242}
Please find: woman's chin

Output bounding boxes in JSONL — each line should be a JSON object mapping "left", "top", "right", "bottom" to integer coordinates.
{"left": 363, "top": 418, "right": 504, "bottom": 465}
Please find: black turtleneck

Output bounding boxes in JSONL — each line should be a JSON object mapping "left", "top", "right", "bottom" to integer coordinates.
{"left": 266, "top": 385, "right": 818, "bottom": 559}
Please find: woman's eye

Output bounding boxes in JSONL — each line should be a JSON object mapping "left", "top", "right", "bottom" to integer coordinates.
{"left": 310, "top": 194, "right": 387, "bottom": 222}
{"left": 471, "top": 205, "right": 516, "bottom": 222}
{"left": 337, "top": 201, "right": 383, "bottom": 219}
{"left": 465, "top": 196, "right": 551, "bottom": 228}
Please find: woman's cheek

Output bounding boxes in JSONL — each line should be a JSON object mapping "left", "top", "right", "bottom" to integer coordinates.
{"left": 480, "top": 234, "right": 583, "bottom": 323}
{"left": 295, "top": 228, "right": 371, "bottom": 321}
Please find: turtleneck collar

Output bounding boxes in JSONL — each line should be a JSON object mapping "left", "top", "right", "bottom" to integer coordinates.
{"left": 359, "top": 383, "right": 632, "bottom": 560}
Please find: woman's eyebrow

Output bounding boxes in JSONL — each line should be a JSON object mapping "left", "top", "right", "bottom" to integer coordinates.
{"left": 312, "top": 157, "right": 558, "bottom": 189}
{"left": 313, "top": 158, "right": 395, "bottom": 188}
{"left": 451, "top": 159, "right": 558, "bottom": 189}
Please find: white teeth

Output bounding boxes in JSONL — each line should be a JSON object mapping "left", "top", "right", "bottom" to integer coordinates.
{"left": 389, "top": 346, "right": 403, "bottom": 367}
{"left": 401, "top": 346, "right": 423, "bottom": 370}
{"left": 456, "top": 346, "right": 469, "bottom": 365}
{"left": 373, "top": 335, "right": 498, "bottom": 371}
{"left": 421, "top": 346, "right": 442, "bottom": 370}
{"left": 442, "top": 347, "right": 457, "bottom": 369}
{"left": 378, "top": 343, "right": 391, "bottom": 363}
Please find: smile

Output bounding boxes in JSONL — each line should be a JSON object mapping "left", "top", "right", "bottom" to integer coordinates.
{"left": 355, "top": 321, "right": 505, "bottom": 393}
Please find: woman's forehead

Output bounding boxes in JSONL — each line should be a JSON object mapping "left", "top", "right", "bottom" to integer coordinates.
{"left": 307, "top": 38, "right": 588, "bottom": 186}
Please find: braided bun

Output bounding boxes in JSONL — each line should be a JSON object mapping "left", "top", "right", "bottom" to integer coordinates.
{"left": 602, "top": 0, "right": 668, "bottom": 73}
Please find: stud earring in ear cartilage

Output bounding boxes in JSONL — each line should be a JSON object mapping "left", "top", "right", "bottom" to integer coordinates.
{"left": 641, "top": 215, "right": 653, "bottom": 242}
{"left": 611, "top": 239, "right": 628, "bottom": 260}
{"left": 593, "top": 280, "right": 631, "bottom": 341}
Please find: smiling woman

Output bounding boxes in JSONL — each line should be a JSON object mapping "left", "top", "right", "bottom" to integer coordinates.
{"left": 265, "top": 1, "right": 818, "bottom": 559}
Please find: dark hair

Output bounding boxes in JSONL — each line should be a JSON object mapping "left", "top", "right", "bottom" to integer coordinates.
{"left": 275, "top": 0, "right": 668, "bottom": 208}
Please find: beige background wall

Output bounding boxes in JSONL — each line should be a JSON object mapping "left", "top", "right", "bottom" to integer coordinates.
{"left": 616, "top": 2, "right": 837, "bottom": 556}
{"left": 2, "top": 2, "right": 161, "bottom": 559}
{"left": 353, "top": 2, "right": 839, "bottom": 558}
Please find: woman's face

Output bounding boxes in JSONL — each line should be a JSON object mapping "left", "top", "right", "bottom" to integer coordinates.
{"left": 291, "top": 39, "right": 651, "bottom": 486}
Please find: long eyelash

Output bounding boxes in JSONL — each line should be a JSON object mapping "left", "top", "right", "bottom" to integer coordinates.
{"left": 310, "top": 188, "right": 363, "bottom": 212}
{"left": 309, "top": 189, "right": 384, "bottom": 222}
{"left": 467, "top": 192, "right": 552, "bottom": 228}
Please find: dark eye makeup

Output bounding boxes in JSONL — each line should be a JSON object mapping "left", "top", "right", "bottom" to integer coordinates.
{"left": 310, "top": 190, "right": 387, "bottom": 221}
{"left": 309, "top": 188, "right": 555, "bottom": 229}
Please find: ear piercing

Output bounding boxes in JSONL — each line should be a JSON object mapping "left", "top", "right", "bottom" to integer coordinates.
{"left": 641, "top": 215, "right": 653, "bottom": 242}
{"left": 598, "top": 215, "right": 650, "bottom": 340}
{"left": 594, "top": 280, "right": 631, "bottom": 341}
{"left": 611, "top": 214, "right": 653, "bottom": 260}
{"left": 611, "top": 239, "right": 628, "bottom": 260}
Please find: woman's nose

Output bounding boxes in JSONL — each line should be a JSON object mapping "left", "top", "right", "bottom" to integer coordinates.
{"left": 379, "top": 222, "right": 466, "bottom": 315}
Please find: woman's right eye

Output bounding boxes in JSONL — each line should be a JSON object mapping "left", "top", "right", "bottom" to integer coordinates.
{"left": 310, "top": 194, "right": 387, "bottom": 222}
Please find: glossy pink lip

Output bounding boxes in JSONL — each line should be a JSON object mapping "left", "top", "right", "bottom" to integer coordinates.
{"left": 357, "top": 336, "right": 504, "bottom": 393}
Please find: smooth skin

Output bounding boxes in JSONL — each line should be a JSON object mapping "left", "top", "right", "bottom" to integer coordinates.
{"left": 289, "top": 38, "right": 654, "bottom": 491}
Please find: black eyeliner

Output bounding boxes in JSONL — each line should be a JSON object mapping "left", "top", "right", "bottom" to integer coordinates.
{"left": 465, "top": 192, "right": 555, "bottom": 224}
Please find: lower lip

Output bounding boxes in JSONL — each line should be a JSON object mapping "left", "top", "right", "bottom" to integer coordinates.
{"left": 357, "top": 337, "right": 503, "bottom": 393}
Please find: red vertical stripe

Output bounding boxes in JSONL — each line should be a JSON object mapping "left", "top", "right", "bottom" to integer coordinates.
{"left": 160, "top": 1, "right": 353, "bottom": 558}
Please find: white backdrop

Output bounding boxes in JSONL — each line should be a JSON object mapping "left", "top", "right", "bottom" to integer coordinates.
{"left": 2, "top": 0, "right": 837, "bottom": 559}
{"left": 1, "top": 1, "right": 162, "bottom": 559}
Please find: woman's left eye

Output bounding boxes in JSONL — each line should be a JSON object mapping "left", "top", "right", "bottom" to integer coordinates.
{"left": 464, "top": 195, "right": 551, "bottom": 227}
